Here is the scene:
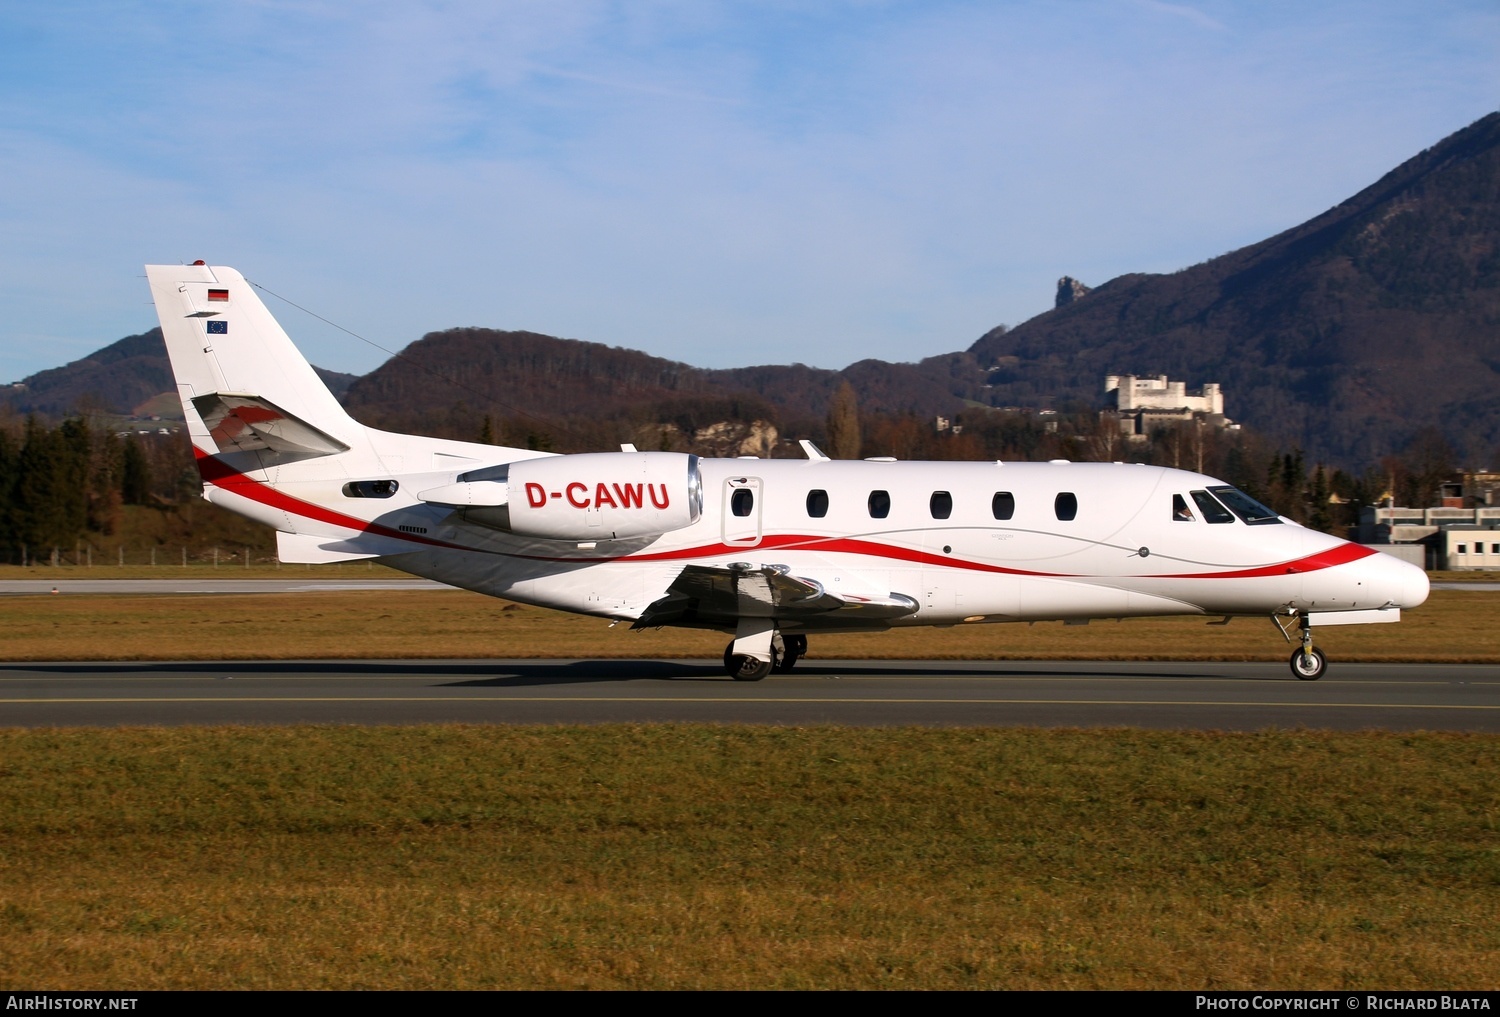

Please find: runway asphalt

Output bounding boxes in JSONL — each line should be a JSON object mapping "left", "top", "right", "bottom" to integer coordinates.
{"left": 2, "top": 658, "right": 1497, "bottom": 731}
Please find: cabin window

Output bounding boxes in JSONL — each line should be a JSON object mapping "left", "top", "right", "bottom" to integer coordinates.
{"left": 731, "top": 488, "right": 755, "bottom": 517}
{"left": 930, "top": 491, "right": 953, "bottom": 519}
{"left": 992, "top": 492, "right": 1015, "bottom": 520}
{"left": 1191, "top": 490, "right": 1235, "bottom": 524}
{"left": 868, "top": 490, "right": 891, "bottom": 519}
{"left": 806, "top": 489, "right": 829, "bottom": 518}
{"left": 1172, "top": 494, "right": 1194, "bottom": 521}
{"left": 1054, "top": 492, "right": 1077, "bottom": 521}
{"left": 1207, "top": 486, "right": 1281, "bottom": 525}
{"left": 342, "top": 480, "right": 399, "bottom": 498}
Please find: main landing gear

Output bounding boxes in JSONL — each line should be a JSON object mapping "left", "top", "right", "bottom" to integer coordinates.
{"left": 724, "top": 645, "right": 772, "bottom": 681}
{"left": 1276, "top": 611, "right": 1328, "bottom": 681}
{"left": 723, "top": 631, "right": 807, "bottom": 681}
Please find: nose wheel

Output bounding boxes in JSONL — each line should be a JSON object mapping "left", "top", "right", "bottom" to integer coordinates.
{"left": 1289, "top": 645, "right": 1327, "bottom": 681}
{"left": 1279, "top": 612, "right": 1327, "bottom": 680}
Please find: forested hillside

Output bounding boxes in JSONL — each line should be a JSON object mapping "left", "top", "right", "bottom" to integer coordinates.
{"left": 971, "top": 112, "right": 1500, "bottom": 466}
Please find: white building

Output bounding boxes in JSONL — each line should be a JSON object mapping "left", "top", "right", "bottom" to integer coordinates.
{"left": 1359, "top": 506, "right": 1500, "bottom": 571}
{"left": 1105, "top": 375, "right": 1224, "bottom": 415}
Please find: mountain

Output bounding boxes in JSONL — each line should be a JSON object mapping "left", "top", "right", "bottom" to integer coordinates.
{"left": 11, "top": 112, "right": 1500, "bottom": 466}
{"left": 2, "top": 328, "right": 358, "bottom": 419}
{"left": 4, "top": 330, "right": 177, "bottom": 418}
{"left": 340, "top": 327, "right": 983, "bottom": 443}
{"left": 970, "top": 112, "right": 1500, "bottom": 465}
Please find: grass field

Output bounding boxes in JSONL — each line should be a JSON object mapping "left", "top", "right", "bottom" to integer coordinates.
{"left": 0, "top": 726, "right": 1495, "bottom": 990}
{"left": 0, "top": 587, "right": 1497, "bottom": 662}
{"left": 3, "top": 578, "right": 1496, "bottom": 990}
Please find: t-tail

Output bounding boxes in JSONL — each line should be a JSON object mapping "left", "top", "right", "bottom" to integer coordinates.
{"left": 144, "top": 262, "right": 531, "bottom": 563}
{"left": 145, "top": 263, "right": 364, "bottom": 468}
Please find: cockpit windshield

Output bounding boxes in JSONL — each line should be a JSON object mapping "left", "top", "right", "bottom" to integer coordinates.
{"left": 1206, "top": 485, "right": 1282, "bottom": 525}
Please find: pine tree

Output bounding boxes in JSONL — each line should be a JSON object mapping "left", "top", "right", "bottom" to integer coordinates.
{"left": 1309, "top": 465, "right": 1332, "bottom": 534}
{"left": 121, "top": 435, "right": 151, "bottom": 505}
{"left": 0, "top": 429, "right": 16, "bottom": 560}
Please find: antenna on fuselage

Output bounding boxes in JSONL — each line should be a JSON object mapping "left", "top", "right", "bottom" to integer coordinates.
{"left": 798, "top": 440, "right": 830, "bottom": 461}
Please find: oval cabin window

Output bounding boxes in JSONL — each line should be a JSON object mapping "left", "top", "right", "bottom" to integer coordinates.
{"left": 930, "top": 491, "right": 953, "bottom": 519}
{"left": 1054, "top": 492, "right": 1078, "bottom": 521}
{"left": 342, "top": 480, "right": 399, "bottom": 499}
{"left": 806, "top": 489, "right": 829, "bottom": 518}
{"left": 992, "top": 492, "right": 1015, "bottom": 520}
{"left": 731, "top": 488, "right": 755, "bottom": 517}
{"left": 868, "top": 490, "right": 891, "bottom": 519}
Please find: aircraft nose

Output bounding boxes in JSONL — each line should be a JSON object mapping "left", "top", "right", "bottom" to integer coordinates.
{"left": 1362, "top": 548, "right": 1429, "bottom": 609}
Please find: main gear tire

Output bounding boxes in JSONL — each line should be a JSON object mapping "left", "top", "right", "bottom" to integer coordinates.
{"left": 724, "top": 643, "right": 772, "bottom": 681}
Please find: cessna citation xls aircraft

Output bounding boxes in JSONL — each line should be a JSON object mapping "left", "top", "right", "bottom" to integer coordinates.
{"left": 146, "top": 263, "right": 1429, "bottom": 681}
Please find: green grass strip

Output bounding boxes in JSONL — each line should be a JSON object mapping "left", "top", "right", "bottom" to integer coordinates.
{"left": 0, "top": 725, "right": 1496, "bottom": 989}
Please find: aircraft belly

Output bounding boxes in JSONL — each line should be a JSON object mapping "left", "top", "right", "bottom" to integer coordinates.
{"left": 530, "top": 564, "right": 645, "bottom": 618}
{"left": 202, "top": 485, "right": 292, "bottom": 532}
{"left": 1138, "top": 574, "right": 1303, "bottom": 615}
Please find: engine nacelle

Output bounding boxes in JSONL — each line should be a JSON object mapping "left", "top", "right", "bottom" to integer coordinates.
{"left": 420, "top": 452, "right": 703, "bottom": 541}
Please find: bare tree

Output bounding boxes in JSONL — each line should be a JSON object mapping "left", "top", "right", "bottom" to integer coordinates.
{"left": 825, "top": 381, "right": 861, "bottom": 459}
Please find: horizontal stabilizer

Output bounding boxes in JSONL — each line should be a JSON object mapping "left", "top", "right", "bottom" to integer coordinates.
{"left": 193, "top": 393, "right": 350, "bottom": 458}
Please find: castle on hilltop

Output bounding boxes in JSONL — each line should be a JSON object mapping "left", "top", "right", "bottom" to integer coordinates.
{"left": 1104, "top": 375, "right": 1235, "bottom": 439}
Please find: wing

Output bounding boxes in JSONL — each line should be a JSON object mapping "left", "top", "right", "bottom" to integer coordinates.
{"left": 633, "top": 563, "right": 918, "bottom": 630}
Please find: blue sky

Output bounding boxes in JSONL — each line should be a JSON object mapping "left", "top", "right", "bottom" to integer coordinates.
{"left": 1, "top": 1, "right": 1497, "bottom": 382}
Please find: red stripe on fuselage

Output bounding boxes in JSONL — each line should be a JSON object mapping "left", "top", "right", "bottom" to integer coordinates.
{"left": 194, "top": 449, "right": 1378, "bottom": 579}
{"left": 517, "top": 532, "right": 1378, "bottom": 580}
{"left": 194, "top": 448, "right": 470, "bottom": 552}
{"left": 1142, "top": 539, "right": 1377, "bottom": 579}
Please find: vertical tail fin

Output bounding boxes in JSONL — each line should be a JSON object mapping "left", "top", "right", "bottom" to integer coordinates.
{"left": 145, "top": 263, "right": 361, "bottom": 458}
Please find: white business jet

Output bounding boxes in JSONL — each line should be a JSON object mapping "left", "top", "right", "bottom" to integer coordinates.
{"left": 146, "top": 263, "right": 1429, "bottom": 681}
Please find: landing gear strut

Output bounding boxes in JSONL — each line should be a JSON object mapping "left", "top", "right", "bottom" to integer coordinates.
{"left": 1281, "top": 612, "right": 1328, "bottom": 681}
{"left": 776, "top": 634, "right": 807, "bottom": 673}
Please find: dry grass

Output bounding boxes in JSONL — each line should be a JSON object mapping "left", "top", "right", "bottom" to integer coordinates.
{"left": 0, "top": 562, "right": 402, "bottom": 580}
{"left": 0, "top": 588, "right": 1496, "bottom": 662}
{"left": 0, "top": 725, "right": 1495, "bottom": 989}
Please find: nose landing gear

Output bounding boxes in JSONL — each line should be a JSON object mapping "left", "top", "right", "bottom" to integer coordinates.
{"left": 1290, "top": 644, "right": 1327, "bottom": 681}
{"left": 1276, "top": 611, "right": 1328, "bottom": 680}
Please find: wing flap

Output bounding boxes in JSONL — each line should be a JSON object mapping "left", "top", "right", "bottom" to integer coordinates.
{"left": 634, "top": 563, "right": 917, "bottom": 629}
